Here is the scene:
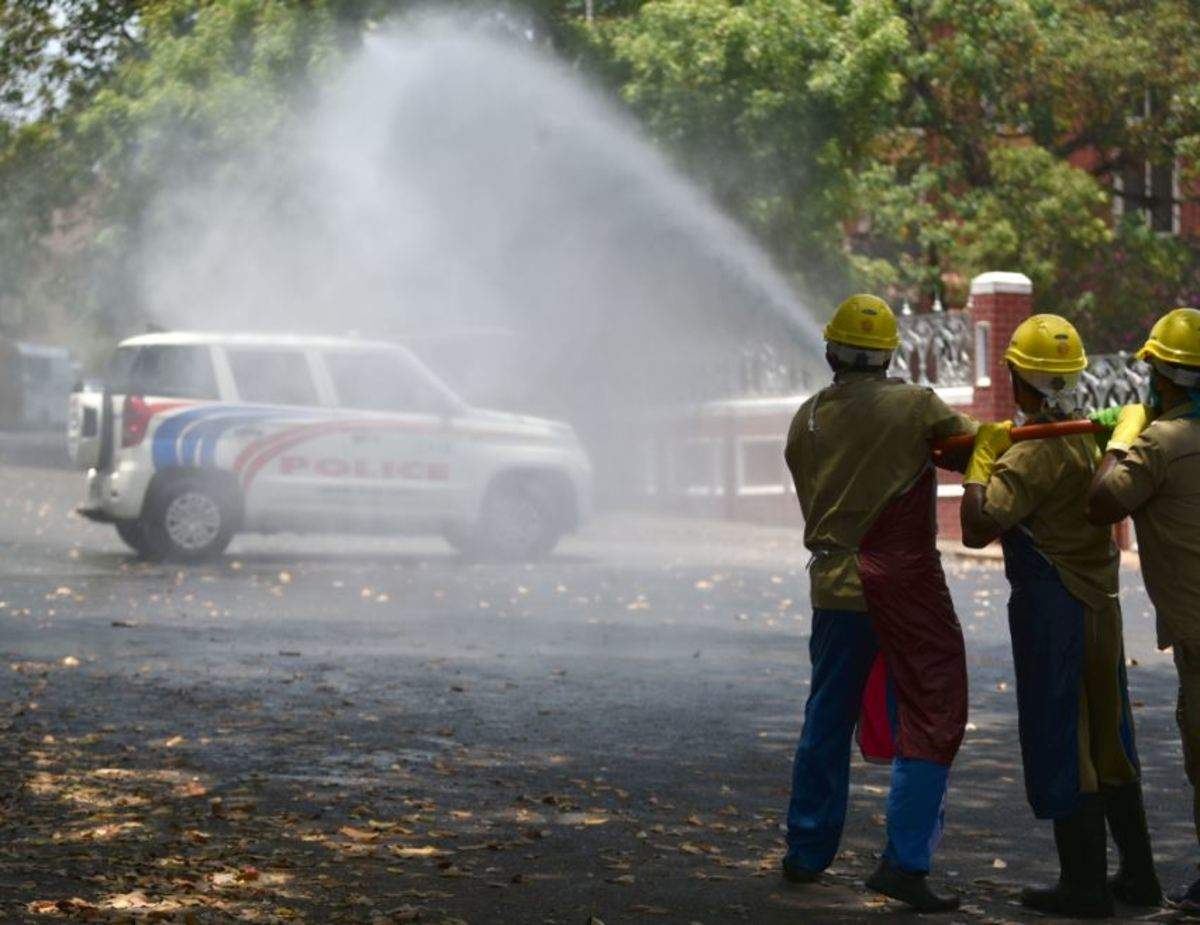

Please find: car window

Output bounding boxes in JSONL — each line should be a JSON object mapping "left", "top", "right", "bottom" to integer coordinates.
{"left": 112, "top": 345, "right": 219, "bottom": 400}
{"left": 228, "top": 349, "right": 319, "bottom": 407}
{"left": 324, "top": 350, "right": 450, "bottom": 415}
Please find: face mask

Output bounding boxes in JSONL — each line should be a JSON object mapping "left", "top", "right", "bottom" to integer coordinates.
{"left": 1015, "top": 369, "right": 1080, "bottom": 420}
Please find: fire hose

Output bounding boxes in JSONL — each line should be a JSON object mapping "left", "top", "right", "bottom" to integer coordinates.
{"left": 933, "top": 419, "right": 1102, "bottom": 457}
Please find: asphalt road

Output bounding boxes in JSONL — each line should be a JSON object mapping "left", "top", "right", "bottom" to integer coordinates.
{"left": 0, "top": 462, "right": 1193, "bottom": 924}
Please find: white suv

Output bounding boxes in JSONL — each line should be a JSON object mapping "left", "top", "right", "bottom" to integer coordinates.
{"left": 69, "top": 333, "right": 592, "bottom": 562}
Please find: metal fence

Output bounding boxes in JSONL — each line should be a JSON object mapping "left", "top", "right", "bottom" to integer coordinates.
{"left": 891, "top": 312, "right": 1148, "bottom": 411}
{"left": 736, "top": 341, "right": 816, "bottom": 396}
{"left": 892, "top": 312, "right": 974, "bottom": 387}
{"left": 1079, "top": 353, "right": 1149, "bottom": 412}
{"left": 732, "top": 310, "right": 1148, "bottom": 411}
{"left": 737, "top": 312, "right": 977, "bottom": 394}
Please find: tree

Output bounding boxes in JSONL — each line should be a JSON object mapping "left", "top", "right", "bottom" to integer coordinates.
{"left": 0, "top": 0, "right": 388, "bottom": 340}
{"left": 0, "top": 0, "right": 620, "bottom": 341}
{"left": 0, "top": 1, "right": 145, "bottom": 120}
{"left": 3, "top": 0, "right": 1198, "bottom": 350}
{"left": 600, "top": 0, "right": 1200, "bottom": 347}
{"left": 596, "top": 0, "right": 907, "bottom": 303}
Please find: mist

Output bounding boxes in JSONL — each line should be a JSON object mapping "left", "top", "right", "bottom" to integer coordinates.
{"left": 136, "top": 11, "right": 824, "bottom": 497}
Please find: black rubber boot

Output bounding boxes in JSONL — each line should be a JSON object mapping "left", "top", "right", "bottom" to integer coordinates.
{"left": 865, "top": 858, "right": 960, "bottom": 913}
{"left": 1021, "top": 798, "right": 1114, "bottom": 919}
{"left": 1167, "top": 873, "right": 1200, "bottom": 912}
{"left": 781, "top": 856, "right": 819, "bottom": 884}
{"left": 1104, "top": 782, "right": 1163, "bottom": 906}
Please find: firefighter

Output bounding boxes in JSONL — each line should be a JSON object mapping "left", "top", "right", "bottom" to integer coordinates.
{"left": 783, "top": 294, "right": 973, "bottom": 913}
{"left": 960, "top": 314, "right": 1155, "bottom": 918}
{"left": 1087, "top": 307, "right": 1200, "bottom": 913}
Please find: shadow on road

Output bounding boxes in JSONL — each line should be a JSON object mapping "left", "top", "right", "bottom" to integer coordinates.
{"left": 1, "top": 650, "right": 1194, "bottom": 923}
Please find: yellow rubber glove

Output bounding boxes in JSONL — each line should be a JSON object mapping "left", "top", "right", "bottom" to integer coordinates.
{"left": 963, "top": 421, "right": 1013, "bottom": 486}
{"left": 1106, "top": 403, "right": 1151, "bottom": 453}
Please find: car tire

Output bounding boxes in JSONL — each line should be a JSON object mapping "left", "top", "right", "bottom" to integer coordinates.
{"left": 143, "top": 476, "right": 236, "bottom": 563}
{"left": 114, "top": 520, "right": 153, "bottom": 558}
{"left": 471, "top": 478, "right": 561, "bottom": 562}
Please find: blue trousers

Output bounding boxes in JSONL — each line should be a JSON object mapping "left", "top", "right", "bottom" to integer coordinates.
{"left": 786, "top": 608, "right": 950, "bottom": 873}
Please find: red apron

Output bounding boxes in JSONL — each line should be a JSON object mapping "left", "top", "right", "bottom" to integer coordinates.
{"left": 855, "top": 468, "right": 968, "bottom": 766}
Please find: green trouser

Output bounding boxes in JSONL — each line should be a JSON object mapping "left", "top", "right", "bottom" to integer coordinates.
{"left": 1077, "top": 602, "right": 1139, "bottom": 795}
{"left": 1177, "top": 643, "right": 1200, "bottom": 848}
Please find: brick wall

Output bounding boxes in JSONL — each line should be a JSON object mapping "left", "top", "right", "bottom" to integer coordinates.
{"left": 933, "top": 272, "right": 1033, "bottom": 539}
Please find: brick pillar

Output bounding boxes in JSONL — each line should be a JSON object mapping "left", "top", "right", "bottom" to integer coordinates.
{"left": 968, "top": 271, "right": 1033, "bottom": 422}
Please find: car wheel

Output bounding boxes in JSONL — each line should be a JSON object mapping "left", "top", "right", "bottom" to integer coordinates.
{"left": 114, "top": 520, "right": 152, "bottom": 558}
{"left": 475, "top": 479, "right": 560, "bottom": 561}
{"left": 144, "top": 476, "right": 236, "bottom": 563}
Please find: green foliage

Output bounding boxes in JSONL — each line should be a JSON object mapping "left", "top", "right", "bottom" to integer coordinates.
{"left": 0, "top": 0, "right": 1198, "bottom": 350}
{"left": 0, "top": 0, "right": 382, "bottom": 338}
{"left": 917, "top": 144, "right": 1114, "bottom": 310}
{"left": 1062, "top": 219, "right": 1200, "bottom": 350}
{"left": 597, "top": 0, "right": 906, "bottom": 300}
{"left": 604, "top": 0, "right": 1200, "bottom": 346}
{"left": 0, "top": 1, "right": 144, "bottom": 118}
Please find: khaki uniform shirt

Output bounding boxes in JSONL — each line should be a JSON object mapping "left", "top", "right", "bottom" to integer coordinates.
{"left": 1099, "top": 405, "right": 1200, "bottom": 647}
{"left": 984, "top": 433, "right": 1119, "bottom": 610}
{"left": 786, "top": 374, "right": 975, "bottom": 611}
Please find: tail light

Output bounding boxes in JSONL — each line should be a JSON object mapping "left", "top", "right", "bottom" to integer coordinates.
{"left": 121, "top": 395, "right": 153, "bottom": 447}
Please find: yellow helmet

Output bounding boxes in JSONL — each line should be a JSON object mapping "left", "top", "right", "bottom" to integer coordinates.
{"left": 1137, "top": 308, "right": 1200, "bottom": 368}
{"left": 1003, "top": 314, "right": 1087, "bottom": 375}
{"left": 824, "top": 294, "right": 900, "bottom": 351}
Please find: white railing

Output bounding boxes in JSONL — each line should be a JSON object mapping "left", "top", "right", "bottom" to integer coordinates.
{"left": 1079, "top": 353, "right": 1149, "bottom": 412}
{"left": 891, "top": 311, "right": 974, "bottom": 387}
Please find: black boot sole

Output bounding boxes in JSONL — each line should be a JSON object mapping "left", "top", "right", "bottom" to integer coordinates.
{"left": 782, "top": 865, "right": 819, "bottom": 885}
{"left": 866, "top": 867, "right": 960, "bottom": 913}
{"left": 1110, "top": 878, "right": 1163, "bottom": 907}
{"left": 1021, "top": 887, "right": 1114, "bottom": 919}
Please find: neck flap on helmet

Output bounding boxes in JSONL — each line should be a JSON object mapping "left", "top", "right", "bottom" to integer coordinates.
{"left": 1149, "top": 358, "right": 1200, "bottom": 419}
{"left": 1015, "top": 367, "right": 1081, "bottom": 419}
{"left": 827, "top": 339, "right": 893, "bottom": 371}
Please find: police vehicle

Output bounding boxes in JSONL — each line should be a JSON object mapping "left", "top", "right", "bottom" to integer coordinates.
{"left": 68, "top": 332, "right": 592, "bottom": 562}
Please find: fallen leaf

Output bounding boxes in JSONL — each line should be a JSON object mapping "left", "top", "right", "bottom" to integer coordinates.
{"left": 340, "top": 826, "right": 380, "bottom": 844}
{"left": 390, "top": 845, "right": 450, "bottom": 858}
